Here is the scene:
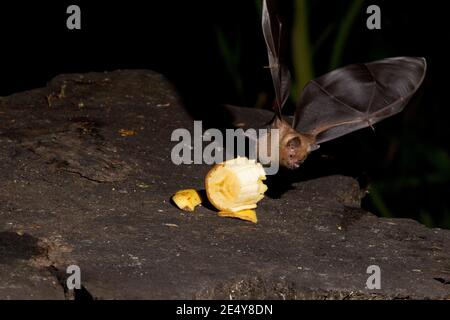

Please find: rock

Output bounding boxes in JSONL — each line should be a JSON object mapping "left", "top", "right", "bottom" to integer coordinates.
{"left": 0, "top": 70, "right": 449, "bottom": 299}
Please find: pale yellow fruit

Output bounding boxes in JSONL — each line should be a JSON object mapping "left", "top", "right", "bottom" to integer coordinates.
{"left": 172, "top": 189, "right": 202, "bottom": 212}
{"left": 205, "top": 157, "right": 267, "bottom": 213}
{"left": 218, "top": 209, "right": 258, "bottom": 224}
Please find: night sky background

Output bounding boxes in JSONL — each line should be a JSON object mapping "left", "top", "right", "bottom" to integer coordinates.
{"left": 1, "top": 0, "right": 449, "bottom": 228}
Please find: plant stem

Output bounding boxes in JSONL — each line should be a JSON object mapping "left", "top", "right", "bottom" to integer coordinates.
{"left": 292, "top": 0, "right": 314, "bottom": 101}
{"left": 329, "top": 0, "right": 364, "bottom": 69}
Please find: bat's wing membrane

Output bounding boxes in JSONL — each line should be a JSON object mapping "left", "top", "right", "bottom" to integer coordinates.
{"left": 293, "top": 57, "right": 427, "bottom": 144}
{"left": 262, "top": 0, "right": 291, "bottom": 117}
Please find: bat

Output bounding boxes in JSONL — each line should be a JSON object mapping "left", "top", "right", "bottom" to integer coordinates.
{"left": 260, "top": 0, "right": 427, "bottom": 169}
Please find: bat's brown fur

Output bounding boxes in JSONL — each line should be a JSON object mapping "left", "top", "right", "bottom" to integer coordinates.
{"left": 272, "top": 117, "right": 315, "bottom": 170}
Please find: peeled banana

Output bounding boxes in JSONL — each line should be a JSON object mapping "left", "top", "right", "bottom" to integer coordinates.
{"left": 205, "top": 157, "right": 267, "bottom": 213}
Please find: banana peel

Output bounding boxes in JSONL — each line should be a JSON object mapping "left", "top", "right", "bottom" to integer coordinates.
{"left": 171, "top": 189, "right": 202, "bottom": 212}
{"left": 218, "top": 209, "right": 258, "bottom": 223}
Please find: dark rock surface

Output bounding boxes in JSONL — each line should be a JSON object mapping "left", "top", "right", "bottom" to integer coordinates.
{"left": 0, "top": 70, "right": 449, "bottom": 299}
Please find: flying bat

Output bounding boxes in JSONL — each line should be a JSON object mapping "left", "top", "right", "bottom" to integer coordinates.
{"left": 260, "top": 0, "right": 427, "bottom": 169}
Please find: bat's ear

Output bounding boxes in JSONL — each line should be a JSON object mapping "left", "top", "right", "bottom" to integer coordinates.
{"left": 287, "top": 136, "right": 301, "bottom": 147}
{"left": 308, "top": 144, "right": 320, "bottom": 152}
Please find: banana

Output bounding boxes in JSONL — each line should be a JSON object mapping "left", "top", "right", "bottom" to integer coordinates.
{"left": 205, "top": 157, "right": 267, "bottom": 213}
{"left": 172, "top": 189, "right": 202, "bottom": 211}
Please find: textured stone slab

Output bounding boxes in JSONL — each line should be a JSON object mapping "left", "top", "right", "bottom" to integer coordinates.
{"left": 0, "top": 70, "right": 449, "bottom": 299}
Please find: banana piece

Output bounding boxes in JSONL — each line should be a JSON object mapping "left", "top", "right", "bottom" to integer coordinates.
{"left": 172, "top": 189, "right": 202, "bottom": 211}
{"left": 218, "top": 209, "right": 258, "bottom": 224}
{"left": 205, "top": 157, "right": 267, "bottom": 213}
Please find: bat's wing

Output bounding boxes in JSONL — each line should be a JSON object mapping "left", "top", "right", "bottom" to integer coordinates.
{"left": 262, "top": 0, "right": 291, "bottom": 117}
{"left": 293, "top": 56, "right": 427, "bottom": 144}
